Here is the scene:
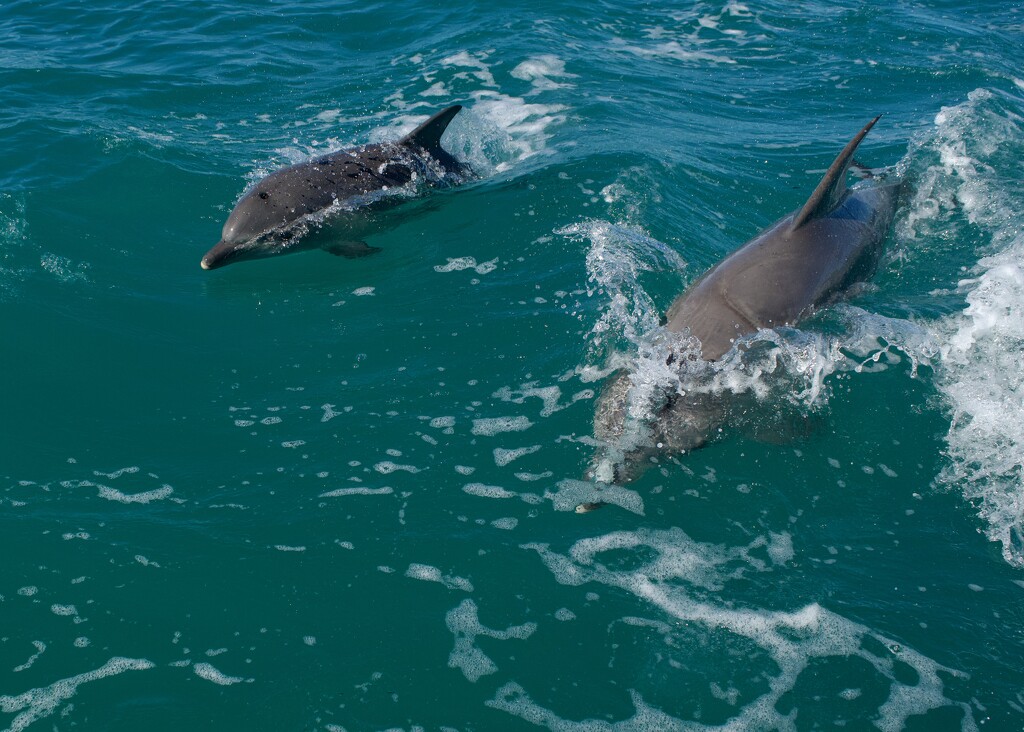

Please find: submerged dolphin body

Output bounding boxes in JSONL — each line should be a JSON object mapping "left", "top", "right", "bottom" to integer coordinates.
{"left": 591, "top": 117, "right": 902, "bottom": 485}
{"left": 201, "top": 105, "right": 470, "bottom": 270}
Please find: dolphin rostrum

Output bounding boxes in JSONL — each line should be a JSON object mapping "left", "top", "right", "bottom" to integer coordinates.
{"left": 590, "top": 117, "right": 903, "bottom": 485}
{"left": 201, "top": 105, "right": 471, "bottom": 270}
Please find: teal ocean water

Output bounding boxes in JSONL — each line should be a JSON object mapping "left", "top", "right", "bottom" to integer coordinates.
{"left": 3, "top": 1, "right": 1024, "bottom": 729}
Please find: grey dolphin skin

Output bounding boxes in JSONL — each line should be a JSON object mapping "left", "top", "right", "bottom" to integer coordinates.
{"left": 201, "top": 105, "right": 470, "bottom": 270}
{"left": 590, "top": 117, "right": 902, "bottom": 486}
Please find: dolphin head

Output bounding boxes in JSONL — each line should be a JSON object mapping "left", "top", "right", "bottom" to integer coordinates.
{"left": 201, "top": 182, "right": 306, "bottom": 269}
{"left": 588, "top": 370, "right": 718, "bottom": 485}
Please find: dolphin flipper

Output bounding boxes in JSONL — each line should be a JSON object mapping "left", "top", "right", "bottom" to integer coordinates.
{"left": 324, "top": 241, "right": 382, "bottom": 258}
{"left": 789, "top": 116, "right": 881, "bottom": 232}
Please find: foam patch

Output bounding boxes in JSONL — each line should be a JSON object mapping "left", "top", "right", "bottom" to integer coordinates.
{"left": 446, "top": 599, "right": 537, "bottom": 683}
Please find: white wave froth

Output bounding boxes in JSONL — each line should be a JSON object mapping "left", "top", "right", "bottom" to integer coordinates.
{"left": 609, "top": 3, "right": 776, "bottom": 68}
{"left": 405, "top": 563, "right": 474, "bottom": 593}
{"left": 0, "top": 657, "right": 154, "bottom": 731}
{"left": 491, "top": 528, "right": 972, "bottom": 729}
{"left": 375, "top": 50, "right": 570, "bottom": 176}
{"left": 560, "top": 219, "right": 687, "bottom": 360}
{"left": 918, "top": 90, "right": 1024, "bottom": 567}
{"left": 96, "top": 484, "right": 174, "bottom": 504}
{"left": 446, "top": 599, "right": 536, "bottom": 683}
{"left": 193, "top": 662, "right": 251, "bottom": 686}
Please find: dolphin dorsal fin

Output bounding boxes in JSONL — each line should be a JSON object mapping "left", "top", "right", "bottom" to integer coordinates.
{"left": 400, "top": 105, "right": 463, "bottom": 153}
{"left": 789, "top": 116, "right": 881, "bottom": 232}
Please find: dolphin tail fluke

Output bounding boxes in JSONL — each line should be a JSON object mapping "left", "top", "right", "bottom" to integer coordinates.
{"left": 789, "top": 116, "right": 881, "bottom": 232}
{"left": 400, "top": 105, "right": 463, "bottom": 154}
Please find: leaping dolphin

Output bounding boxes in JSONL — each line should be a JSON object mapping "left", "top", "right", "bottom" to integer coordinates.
{"left": 590, "top": 117, "right": 903, "bottom": 486}
{"left": 201, "top": 105, "right": 471, "bottom": 270}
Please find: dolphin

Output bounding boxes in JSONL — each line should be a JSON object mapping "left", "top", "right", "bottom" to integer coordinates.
{"left": 590, "top": 117, "right": 903, "bottom": 485}
{"left": 201, "top": 105, "right": 471, "bottom": 270}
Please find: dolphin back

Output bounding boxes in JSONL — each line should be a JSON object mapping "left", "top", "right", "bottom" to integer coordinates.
{"left": 664, "top": 117, "right": 898, "bottom": 360}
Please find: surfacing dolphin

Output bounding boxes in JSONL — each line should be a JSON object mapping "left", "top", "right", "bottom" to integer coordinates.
{"left": 588, "top": 116, "right": 903, "bottom": 487}
{"left": 201, "top": 105, "right": 472, "bottom": 270}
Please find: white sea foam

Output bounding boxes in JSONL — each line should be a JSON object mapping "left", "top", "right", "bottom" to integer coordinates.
{"left": 320, "top": 403, "right": 342, "bottom": 422}
{"left": 493, "top": 381, "right": 594, "bottom": 417}
{"left": 916, "top": 90, "right": 1024, "bottom": 567}
{"left": 490, "top": 527, "right": 972, "bottom": 729}
{"left": 462, "top": 482, "right": 544, "bottom": 506}
{"left": 611, "top": 4, "right": 774, "bottom": 68}
{"left": 441, "top": 51, "right": 498, "bottom": 88}
{"left": 0, "top": 657, "right": 154, "bottom": 730}
{"left": 12, "top": 641, "right": 46, "bottom": 673}
{"left": 463, "top": 483, "right": 518, "bottom": 500}
{"left": 445, "top": 599, "right": 536, "bottom": 683}
{"left": 193, "top": 662, "right": 250, "bottom": 686}
{"left": 514, "top": 470, "right": 553, "bottom": 482}
{"left": 615, "top": 39, "right": 739, "bottom": 65}
{"left": 462, "top": 91, "right": 568, "bottom": 167}
{"left": 433, "top": 256, "right": 499, "bottom": 275}
{"left": 39, "top": 252, "right": 90, "bottom": 284}
{"left": 510, "top": 55, "right": 576, "bottom": 93}
{"left": 471, "top": 416, "right": 534, "bottom": 436}
{"left": 93, "top": 466, "right": 139, "bottom": 479}
{"left": 319, "top": 486, "right": 394, "bottom": 498}
{"left": 378, "top": 50, "right": 569, "bottom": 176}
{"left": 561, "top": 219, "right": 686, "bottom": 358}
{"left": 374, "top": 461, "right": 422, "bottom": 475}
{"left": 405, "top": 563, "right": 474, "bottom": 592}
{"left": 96, "top": 484, "right": 174, "bottom": 504}
{"left": 493, "top": 445, "right": 541, "bottom": 466}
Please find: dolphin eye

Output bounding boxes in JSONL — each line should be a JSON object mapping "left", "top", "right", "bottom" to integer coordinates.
{"left": 259, "top": 191, "right": 269, "bottom": 200}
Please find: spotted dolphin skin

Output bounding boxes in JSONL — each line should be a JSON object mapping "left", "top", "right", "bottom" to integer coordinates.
{"left": 590, "top": 117, "right": 903, "bottom": 485}
{"left": 201, "top": 105, "right": 470, "bottom": 270}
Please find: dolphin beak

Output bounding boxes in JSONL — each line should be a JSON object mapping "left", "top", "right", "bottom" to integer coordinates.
{"left": 200, "top": 240, "right": 232, "bottom": 270}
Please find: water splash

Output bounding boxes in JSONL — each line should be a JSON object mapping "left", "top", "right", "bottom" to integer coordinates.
{"left": 915, "top": 89, "right": 1024, "bottom": 567}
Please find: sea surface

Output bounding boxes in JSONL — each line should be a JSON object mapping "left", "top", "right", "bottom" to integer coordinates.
{"left": 3, "top": 1, "right": 1024, "bottom": 730}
